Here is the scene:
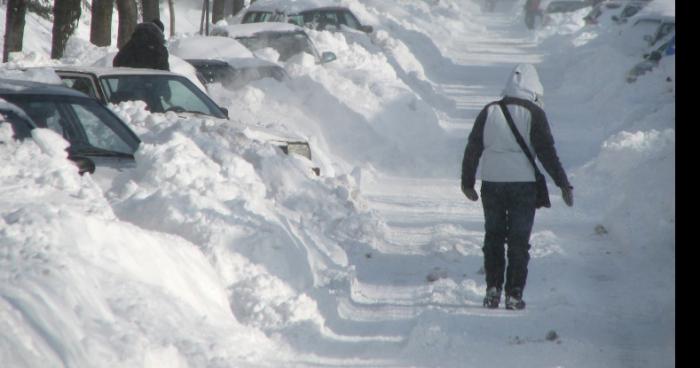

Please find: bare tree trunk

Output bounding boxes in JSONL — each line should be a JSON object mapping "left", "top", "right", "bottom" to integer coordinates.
{"left": 232, "top": 0, "right": 245, "bottom": 16}
{"left": 116, "top": 0, "right": 138, "bottom": 49}
{"left": 168, "top": 0, "right": 176, "bottom": 37}
{"left": 212, "top": 0, "right": 225, "bottom": 24}
{"left": 3, "top": 0, "right": 27, "bottom": 62}
{"left": 200, "top": 0, "right": 210, "bottom": 35}
{"left": 141, "top": 0, "right": 159, "bottom": 23}
{"left": 51, "top": 0, "right": 82, "bottom": 59}
{"left": 90, "top": 0, "right": 114, "bottom": 47}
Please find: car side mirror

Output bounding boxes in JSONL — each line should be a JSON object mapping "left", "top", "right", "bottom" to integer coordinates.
{"left": 320, "top": 51, "right": 337, "bottom": 64}
{"left": 69, "top": 156, "right": 96, "bottom": 175}
{"left": 219, "top": 107, "right": 229, "bottom": 119}
{"left": 360, "top": 25, "right": 374, "bottom": 34}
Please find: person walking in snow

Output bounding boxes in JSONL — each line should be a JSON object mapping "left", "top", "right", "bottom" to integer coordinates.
{"left": 460, "top": 63, "right": 573, "bottom": 310}
{"left": 524, "top": 0, "right": 542, "bottom": 30}
{"left": 113, "top": 19, "right": 170, "bottom": 71}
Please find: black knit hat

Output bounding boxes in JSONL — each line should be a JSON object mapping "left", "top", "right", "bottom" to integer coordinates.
{"left": 151, "top": 18, "right": 165, "bottom": 33}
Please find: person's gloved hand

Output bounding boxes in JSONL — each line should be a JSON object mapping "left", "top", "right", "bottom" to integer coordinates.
{"left": 561, "top": 186, "right": 574, "bottom": 207}
{"left": 461, "top": 183, "right": 479, "bottom": 201}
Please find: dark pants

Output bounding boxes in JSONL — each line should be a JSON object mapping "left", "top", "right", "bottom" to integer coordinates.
{"left": 480, "top": 181, "right": 536, "bottom": 296}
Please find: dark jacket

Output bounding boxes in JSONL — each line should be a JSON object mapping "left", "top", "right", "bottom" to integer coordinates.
{"left": 113, "top": 22, "right": 170, "bottom": 71}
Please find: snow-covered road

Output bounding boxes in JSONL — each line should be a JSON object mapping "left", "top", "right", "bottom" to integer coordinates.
{"left": 301, "top": 9, "right": 674, "bottom": 367}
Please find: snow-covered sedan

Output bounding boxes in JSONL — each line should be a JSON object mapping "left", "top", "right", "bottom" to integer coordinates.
{"left": 168, "top": 35, "right": 289, "bottom": 90}
{"left": 0, "top": 78, "right": 141, "bottom": 174}
{"left": 52, "top": 66, "right": 317, "bottom": 168}
{"left": 211, "top": 23, "right": 337, "bottom": 64}
{"left": 242, "top": 0, "right": 374, "bottom": 34}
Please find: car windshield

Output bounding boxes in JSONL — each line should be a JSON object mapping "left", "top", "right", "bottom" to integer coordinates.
{"left": 2, "top": 95, "right": 139, "bottom": 154}
{"left": 98, "top": 74, "right": 227, "bottom": 119}
{"left": 189, "top": 60, "right": 287, "bottom": 90}
{"left": 236, "top": 32, "right": 318, "bottom": 62}
{"left": 242, "top": 11, "right": 274, "bottom": 23}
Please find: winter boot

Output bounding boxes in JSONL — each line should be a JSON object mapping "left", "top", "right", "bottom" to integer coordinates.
{"left": 505, "top": 288, "right": 526, "bottom": 310}
{"left": 483, "top": 287, "right": 501, "bottom": 309}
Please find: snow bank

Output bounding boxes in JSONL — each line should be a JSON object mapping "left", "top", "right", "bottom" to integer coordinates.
{"left": 104, "top": 101, "right": 386, "bottom": 336}
{"left": 539, "top": 3, "right": 675, "bottom": 252}
{"left": 0, "top": 124, "right": 281, "bottom": 367}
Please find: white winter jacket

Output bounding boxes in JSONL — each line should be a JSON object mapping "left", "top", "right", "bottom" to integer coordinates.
{"left": 461, "top": 64, "right": 571, "bottom": 189}
{"left": 482, "top": 64, "right": 543, "bottom": 182}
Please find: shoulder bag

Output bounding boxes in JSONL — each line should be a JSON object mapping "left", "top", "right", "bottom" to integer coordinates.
{"left": 497, "top": 101, "right": 551, "bottom": 209}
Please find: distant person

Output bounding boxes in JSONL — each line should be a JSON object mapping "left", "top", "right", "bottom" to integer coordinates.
{"left": 113, "top": 19, "right": 170, "bottom": 71}
{"left": 460, "top": 63, "right": 573, "bottom": 310}
{"left": 485, "top": 0, "right": 497, "bottom": 12}
{"left": 524, "top": 0, "right": 542, "bottom": 29}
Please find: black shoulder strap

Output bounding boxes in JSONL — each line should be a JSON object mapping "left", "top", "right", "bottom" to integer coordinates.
{"left": 497, "top": 101, "right": 542, "bottom": 176}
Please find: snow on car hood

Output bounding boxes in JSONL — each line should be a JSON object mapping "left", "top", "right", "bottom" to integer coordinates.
{"left": 163, "top": 110, "right": 308, "bottom": 145}
{"left": 169, "top": 35, "right": 255, "bottom": 60}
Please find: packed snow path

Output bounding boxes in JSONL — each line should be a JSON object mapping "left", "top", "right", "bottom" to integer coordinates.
{"left": 280, "top": 10, "right": 674, "bottom": 368}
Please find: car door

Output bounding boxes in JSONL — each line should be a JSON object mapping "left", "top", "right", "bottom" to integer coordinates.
{"left": 44, "top": 98, "right": 137, "bottom": 171}
{"left": 1, "top": 94, "right": 138, "bottom": 171}
{"left": 55, "top": 72, "right": 106, "bottom": 102}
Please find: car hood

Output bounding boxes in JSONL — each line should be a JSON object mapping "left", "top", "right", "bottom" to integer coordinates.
{"left": 175, "top": 112, "right": 308, "bottom": 144}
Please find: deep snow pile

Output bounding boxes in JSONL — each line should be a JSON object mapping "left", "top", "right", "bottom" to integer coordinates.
{"left": 0, "top": 0, "right": 674, "bottom": 366}
{"left": 533, "top": 2, "right": 675, "bottom": 252}
{"left": 0, "top": 125, "right": 285, "bottom": 367}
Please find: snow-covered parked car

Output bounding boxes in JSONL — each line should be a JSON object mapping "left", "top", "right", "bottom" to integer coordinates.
{"left": 0, "top": 78, "right": 141, "bottom": 174}
{"left": 211, "top": 23, "right": 337, "bottom": 64}
{"left": 54, "top": 66, "right": 230, "bottom": 118}
{"left": 241, "top": 0, "right": 373, "bottom": 34}
{"left": 631, "top": 15, "right": 675, "bottom": 49}
{"left": 611, "top": 0, "right": 650, "bottom": 24}
{"left": 51, "top": 66, "right": 317, "bottom": 171}
{"left": 544, "top": 0, "right": 590, "bottom": 14}
{"left": 615, "top": 12, "right": 674, "bottom": 57}
{"left": 168, "top": 35, "right": 289, "bottom": 90}
{"left": 626, "top": 33, "right": 674, "bottom": 83}
{"left": 583, "top": 1, "right": 620, "bottom": 25}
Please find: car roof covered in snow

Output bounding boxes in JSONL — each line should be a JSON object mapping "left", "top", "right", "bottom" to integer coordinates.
{"left": 169, "top": 35, "right": 255, "bottom": 60}
{"left": 49, "top": 65, "right": 182, "bottom": 78}
{"left": 631, "top": 14, "right": 674, "bottom": 24}
{"left": 0, "top": 77, "right": 87, "bottom": 97}
{"left": 246, "top": 0, "right": 347, "bottom": 14}
{"left": 212, "top": 22, "right": 307, "bottom": 38}
{"left": 635, "top": 0, "right": 674, "bottom": 18}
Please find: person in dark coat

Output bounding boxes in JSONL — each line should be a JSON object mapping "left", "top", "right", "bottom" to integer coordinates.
{"left": 113, "top": 19, "right": 170, "bottom": 71}
{"left": 460, "top": 64, "right": 573, "bottom": 310}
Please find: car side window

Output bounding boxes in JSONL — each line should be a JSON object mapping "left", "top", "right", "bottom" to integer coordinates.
{"left": 22, "top": 101, "right": 65, "bottom": 135}
{"left": 0, "top": 110, "right": 33, "bottom": 140}
{"left": 287, "top": 15, "right": 303, "bottom": 26}
{"left": 318, "top": 11, "right": 340, "bottom": 30}
{"left": 71, "top": 103, "right": 132, "bottom": 153}
{"left": 656, "top": 23, "right": 674, "bottom": 43}
{"left": 60, "top": 77, "right": 97, "bottom": 98}
{"left": 340, "top": 10, "right": 361, "bottom": 29}
{"left": 161, "top": 80, "right": 213, "bottom": 115}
